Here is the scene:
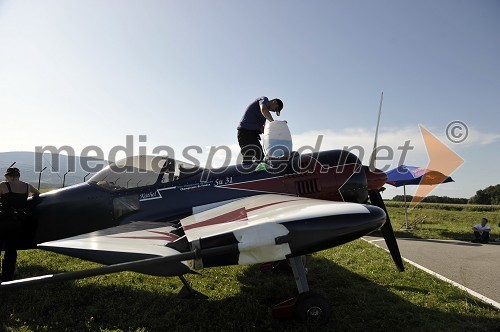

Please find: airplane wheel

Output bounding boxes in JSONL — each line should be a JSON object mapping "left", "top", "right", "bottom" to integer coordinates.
{"left": 294, "top": 292, "right": 330, "bottom": 325}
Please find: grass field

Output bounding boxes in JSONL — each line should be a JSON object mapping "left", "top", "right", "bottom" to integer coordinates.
{"left": 385, "top": 202, "right": 500, "bottom": 241}
{"left": 1, "top": 203, "right": 499, "bottom": 331}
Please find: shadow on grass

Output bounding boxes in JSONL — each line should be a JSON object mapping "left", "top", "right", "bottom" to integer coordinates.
{"left": 382, "top": 228, "right": 499, "bottom": 245}
{"left": 438, "top": 230, "right": 475, "bottom": 242}
{"left": 370, "top": 229, "right": 477, "bottom": 243}
{"left": 370, "top": 229, "right": 425, "bottom": 240}
{"left": 1, "top": 256, "right": 499, "bottom": 331}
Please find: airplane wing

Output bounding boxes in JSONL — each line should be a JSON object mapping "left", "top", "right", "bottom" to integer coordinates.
{"left": 179, "top": 194, "right": 383, "bottom": 266}
{"left": 0, "top": 194, "right": 386, "bottom": 289}
{"left": 36, "top": 221, "right": 192, "bottom": 277}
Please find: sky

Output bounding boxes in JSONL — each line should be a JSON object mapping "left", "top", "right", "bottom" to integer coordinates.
{"left": 0, "top": 0, "right": 499, "bottom": 199}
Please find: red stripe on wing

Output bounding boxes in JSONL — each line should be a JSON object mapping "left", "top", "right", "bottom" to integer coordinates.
{"left": 111, "top": 230, "right": 180, "bottom": 242}
{"left": 184, "top": 200, "right": 295, "bottom": 231}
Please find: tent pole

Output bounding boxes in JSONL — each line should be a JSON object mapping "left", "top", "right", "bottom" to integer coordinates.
{"left": 404, "top": 185, "right": 409, "bottom": 230}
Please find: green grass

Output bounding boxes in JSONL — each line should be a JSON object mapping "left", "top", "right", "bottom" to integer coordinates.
{"left": 384, "top": 202, "right": 500, "bottom": 241}
{"left": 1, "top": 204, "right": 499, "bottom": 331}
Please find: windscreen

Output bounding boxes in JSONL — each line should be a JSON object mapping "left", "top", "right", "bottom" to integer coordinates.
{"left": 88, "top": 156, "right": 167, "bottom": 191}
{"left": 88, "top": 155, "right": 201, "bottom": 191}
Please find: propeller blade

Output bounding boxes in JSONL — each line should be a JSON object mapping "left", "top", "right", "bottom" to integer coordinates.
{"left": 369, "top": 92, "right": 384, "bottom": 172}
{"left": 369, "top": 190, "right": 404, "bottom": 272}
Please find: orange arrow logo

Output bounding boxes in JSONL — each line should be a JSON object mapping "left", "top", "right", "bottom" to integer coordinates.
{"left": 410, "top": 125, "right": 464, "bottom": 208}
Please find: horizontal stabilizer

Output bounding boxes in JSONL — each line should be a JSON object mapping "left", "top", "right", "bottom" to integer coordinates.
{"left": 0, "top": 244, "right": 238, "bottom": 290}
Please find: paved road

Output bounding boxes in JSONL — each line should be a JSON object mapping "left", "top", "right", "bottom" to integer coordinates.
{"left": 364, "top": 236, "right": 500, "bottom": 308}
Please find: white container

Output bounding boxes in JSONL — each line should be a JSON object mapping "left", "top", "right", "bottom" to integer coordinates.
{"left": 262, "top": 120, "right": 293, "bottom": 159}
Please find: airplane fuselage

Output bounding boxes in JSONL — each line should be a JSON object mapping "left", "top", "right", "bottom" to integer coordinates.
{"left": 17, "top": 150, "right": 386, "bottom": 249}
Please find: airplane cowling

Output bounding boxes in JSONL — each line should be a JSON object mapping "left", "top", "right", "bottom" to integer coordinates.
{"left": 278, "top": 204, "right": 386, "bottom": 257}
{"left": 286, "top": 150, "right": 368, "bottom": 203}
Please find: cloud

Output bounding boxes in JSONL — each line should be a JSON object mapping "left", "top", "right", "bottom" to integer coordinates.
{"left": 456, "top": 128, "right": 500, "bottom": 146}
{"left": 292, "top": 126, "right": 427, "bottom": 170}
{"left": 292, "top": 124, "right": 500, "bottom": 164}
{"left": 151, "top": 124, "right": 499, "bottom": 176}
{"left": 193, "top": 126, "right": 426, "bottom": 170}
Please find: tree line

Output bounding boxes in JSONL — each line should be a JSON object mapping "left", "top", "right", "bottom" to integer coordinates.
{"left": 391, "top": 195, "right": 468, "bottom": 204}
{"left": 391, "top": 184, "right": 500, "bottom": 205}
{"left": 468, "top": 184, "right": 500, "bottom": 205}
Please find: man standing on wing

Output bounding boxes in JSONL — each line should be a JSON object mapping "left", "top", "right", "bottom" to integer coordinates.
{"left": 237, "top": 96, "right": 283, "bottom": 164}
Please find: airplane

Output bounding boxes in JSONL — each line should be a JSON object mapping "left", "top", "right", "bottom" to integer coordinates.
{"left": 0, "top": 148, "right": 404, "bottom": 324}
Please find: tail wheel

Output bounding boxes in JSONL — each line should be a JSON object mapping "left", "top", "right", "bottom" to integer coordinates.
{"left": 294, "top": 292, "right": 330, "bottom": 325}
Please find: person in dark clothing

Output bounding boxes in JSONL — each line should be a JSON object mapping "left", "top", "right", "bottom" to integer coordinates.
{"left": 0, "top": 167, "right": 39, "bottom": 282}
{"left": 237, "top": 96, "right": 283, "bottom": 163}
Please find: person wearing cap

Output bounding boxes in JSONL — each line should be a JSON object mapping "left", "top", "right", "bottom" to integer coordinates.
{"left": 0, "top": 167, "right": 40, "bottom": 282}
{"left": 237, "top": 96, "right": 283, "bottom": 163}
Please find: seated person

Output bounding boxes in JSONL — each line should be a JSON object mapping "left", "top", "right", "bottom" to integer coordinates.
{"left": 497, "top": 222, "right": 500, "bottom": 242}
{"left": 471, "top": 218, "right": 490, "bottom": 244}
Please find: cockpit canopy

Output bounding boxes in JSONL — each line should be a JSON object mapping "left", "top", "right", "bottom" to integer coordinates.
{"left": 88, "top": 155, "right": 200, "bottom": 191}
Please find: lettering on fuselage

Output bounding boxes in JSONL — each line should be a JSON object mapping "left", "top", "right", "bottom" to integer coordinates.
{"left": 179, "top": 181, "right": 213, "bottom": 192}
{"left": 139, "top": 191, "right": 160, "bottom": 201}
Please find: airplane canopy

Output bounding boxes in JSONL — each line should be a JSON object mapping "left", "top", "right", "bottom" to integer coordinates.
{"left": 88, "top": 155, "right": 200, "bottom": 191}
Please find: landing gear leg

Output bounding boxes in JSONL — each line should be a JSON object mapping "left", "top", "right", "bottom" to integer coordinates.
{"left": 177, "top": 275, "right": 208, "bottom": 299}
{"left": 289, "top": 256, "right": 309, "bottom": 293}
{"left": 272, "top": 256, "right": 331, "bottom": 324}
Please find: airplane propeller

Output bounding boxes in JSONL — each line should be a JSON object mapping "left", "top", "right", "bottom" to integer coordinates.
{"left": 367, "top": 92, "right": 404, "bottom": 272}
{"left": 369, "top": 189, "right": 404, "bottom": 271}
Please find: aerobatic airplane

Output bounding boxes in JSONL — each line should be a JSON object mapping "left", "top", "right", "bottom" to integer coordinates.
{"left": 0, "top": 149, "right": 403, "bottom": 324}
